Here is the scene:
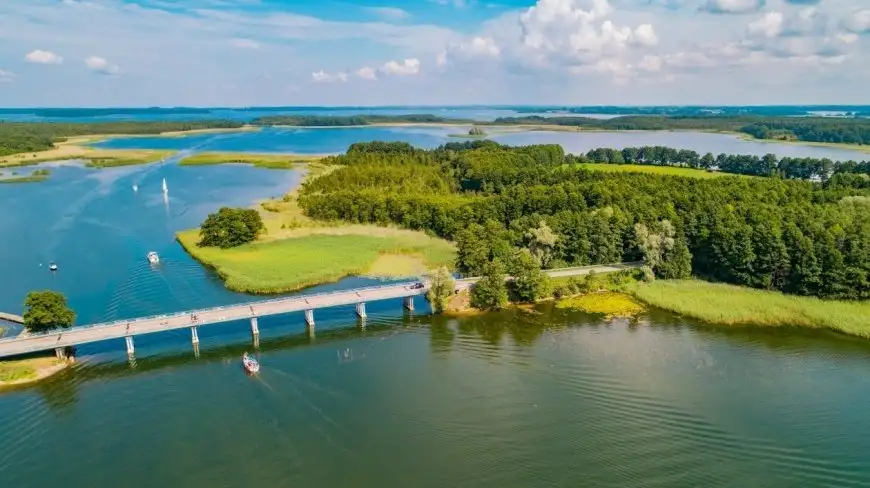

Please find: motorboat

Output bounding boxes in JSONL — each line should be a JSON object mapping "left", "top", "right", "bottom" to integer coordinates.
{"left": 132, "top": 184, "right": 138, "bottom": 192}
{"left": 48, "top": 262, "right": 58, "bottom": 271}
{"left": 242, "top": 352, "right": 260, "bottom": 374}
{"left": 147, "top": 251, "right": 160, "bottom": 264}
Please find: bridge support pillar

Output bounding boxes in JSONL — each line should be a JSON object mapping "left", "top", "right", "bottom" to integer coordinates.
{"left": 356, "top": 302, "right": 367, "bottom": 318}
{"left": 125, "top": 335, "right": 135, "bottom": 357}
{"left": 250, "top": 317, "right": 259, "bottom": 335}
{"left": 191, "top": 326, "right": 199, "bottom": 345}
{"left": 54, "top": 347, "right": 66, "bottom": 360}
{"left": 304, "top": 309, "right": 315, "bottom": 327}
{"left": 403, "top": 296, "right": 415, "bottom": 311}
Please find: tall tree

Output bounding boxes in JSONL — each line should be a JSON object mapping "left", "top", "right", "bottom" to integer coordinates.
{"left": 199, "top": 207, "right": 265, "bottom": 248}
{"left": 23, "top": 290, "right": 76, "bottom": 333}
{"left": 470, "top": 259, "right": 508, "bottom": 310}
{"left": 509, "top": 249, "right": 549, "bottom": 302}
{"left": 426, "top": 267, "right": 456, "bottom": 313}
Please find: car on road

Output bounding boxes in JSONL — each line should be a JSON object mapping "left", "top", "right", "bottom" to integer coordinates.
{"left": 410, "top": 282, "right": 425, "bottom": 289}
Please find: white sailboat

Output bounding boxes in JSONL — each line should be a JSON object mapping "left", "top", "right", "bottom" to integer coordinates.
{"left": 162, "top": 177, "right": 168, "bottom": 195}
{"left": 132, "top": 183, "right": 138, "bottom": 192}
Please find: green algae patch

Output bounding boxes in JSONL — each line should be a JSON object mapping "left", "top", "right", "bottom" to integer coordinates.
{"left": 556, "top": 292, "right": 646, "bottom": 319}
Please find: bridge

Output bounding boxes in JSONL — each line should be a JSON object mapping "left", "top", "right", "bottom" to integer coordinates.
{"left": 0, "top": 263, "right": 640, "bottom": 360}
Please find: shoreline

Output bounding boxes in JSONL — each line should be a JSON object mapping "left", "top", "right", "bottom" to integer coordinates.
{"left": 0, "top": 356, "right": 72, "bottom": 388}
{"left": 174, "top": 162, "right": 454, "bottom": 294}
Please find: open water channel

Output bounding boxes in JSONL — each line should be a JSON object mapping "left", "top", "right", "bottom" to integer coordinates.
{"left": 1, "top": 127, "right": 870, "bottom": 488}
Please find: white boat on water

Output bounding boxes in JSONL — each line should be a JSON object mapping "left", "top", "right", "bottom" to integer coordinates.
{"left": 132, "top": 184, "right": 138, "bottom": 192}
{"left": 242, "top": 352, "right": 260, "bottom": 374}
{"left": 48, "top": 262, "right": 58, "bottom": 271}
{"left": 162, "top": 178, "right": 168, "bottom": 195}
{"left": 147, "top": 251, "right": 160, "bottom": 264}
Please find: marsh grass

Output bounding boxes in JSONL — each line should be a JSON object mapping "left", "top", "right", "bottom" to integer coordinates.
{"left": 555, "top": 292, "right": 646, "bottom": 318}
{"left": 179, "top": 152, "right": 324, "bottom": 169}
{"left": 0, "top": 168, "right": 51, "bottom": 183}
{"left": 577, "top": 163, "right": 743, "bottom": 179}
{"left": 630, "top": 280, "right": 870, "bottom": 338}
{"left": 177, "top": 231, "right": 454, "bottom": 294}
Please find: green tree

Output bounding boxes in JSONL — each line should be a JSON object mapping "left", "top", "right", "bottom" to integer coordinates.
{"left": 658, "top": 237, "right": 693, "bottom": 279}
{"left": 525, "top": 220, "right": 559, "bottom": 268}
{"left": 199, "top": 207, "right": 265, "bottom": 248}
{"left": 23, "top": 290, "right": 76, "bottom": 333}
{"left": 470, "top": 259, "right": 508, "bottom": 310}
{"left": 509, "top": 249, "right": 549, "bottom": 302}
{"left": 426, "top": 267, "right": 456, "bottom": 313}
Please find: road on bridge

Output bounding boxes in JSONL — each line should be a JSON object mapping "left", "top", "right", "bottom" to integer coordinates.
{"left": 0, "top": 262, "right": 641, "bottom": 359}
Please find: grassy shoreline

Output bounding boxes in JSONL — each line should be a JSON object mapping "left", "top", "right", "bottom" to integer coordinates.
{"left": 178, "top": 152, "right": 326, "bottom": 169}
{"left": 176, "top": 162, "right": 455, "bottom": 294}
{"left": 628, "top": 280, "right": 870, "bottom": 338}
{"left": 0, "top": 355, "right": 71, "bottom": 388}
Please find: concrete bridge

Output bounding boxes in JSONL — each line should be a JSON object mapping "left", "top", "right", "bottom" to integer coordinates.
{"left": 0, "top": 262, "right": 640, "bottom": 360}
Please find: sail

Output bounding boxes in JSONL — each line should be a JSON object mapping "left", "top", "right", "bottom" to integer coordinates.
{"left": 162, "top": 178, "right": 168, "bottom": 193}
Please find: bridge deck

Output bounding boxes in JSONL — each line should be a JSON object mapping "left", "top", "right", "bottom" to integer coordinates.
{"left": 0, "top": 262, "right": 640, "bottom": 359}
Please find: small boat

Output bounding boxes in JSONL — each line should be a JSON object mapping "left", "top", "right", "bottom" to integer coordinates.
{"left": 48, "top": 262, "right": 58, "bottom": 271}
{"left": 242, "top": 352, "right": 260, "bottom": 374}
{"left": 132, "top": 184, "right": 138, "bottom": 192}
{"left": 147, "top": 251, "right": 160, "bottom": 264}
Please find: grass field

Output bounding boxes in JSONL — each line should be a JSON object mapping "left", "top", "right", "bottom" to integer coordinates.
{"left": 177, "top": 231, "right": 455, "bottom": 294}
{"left": 630, "top": 280, "right": 870, "bottom": 338}
{"left": 0, "top": 168, "right": 51, "bottom": 183}
{"left": 578, "top": 163, "right": 738, "bottom": 179}
{"left": 179, "top": 152, "right": 325, "bottom": 169}
{"left": 0, "top": 136, "right": 176, "bottom": 168}
{"left": 0, "top": 356, "right": 65, "bottom": 385}
{"left": 177, "top": 162, "right": 456, "bottom": 293}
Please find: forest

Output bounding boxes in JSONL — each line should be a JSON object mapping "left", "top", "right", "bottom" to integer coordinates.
{"left": 251, "top": 114, "right": 462, "bottom": 126}
{"left": 298, "top": 140, "right": 870, "bottom": 300}
{"left": 489, "top": 115, "right": 870, "bottom": 145}
{"left": 0, "top": 120, "right": 244, "bottom": 156}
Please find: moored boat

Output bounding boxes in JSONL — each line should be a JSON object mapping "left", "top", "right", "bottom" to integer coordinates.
{"left": 147, "top": 251, "right": 160, "bottom": 264}
{"left": 242, "top": 352, "right": 259, "bottom": 374}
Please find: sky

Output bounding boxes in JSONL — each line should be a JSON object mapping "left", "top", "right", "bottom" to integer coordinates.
{"left": 0, "top": 0, "right": 868, "bottom": 106}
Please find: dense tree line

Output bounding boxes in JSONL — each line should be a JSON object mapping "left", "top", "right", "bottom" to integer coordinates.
{"left": 299, "top": 141, "right": 870, "bottom": 300}
{"left": 0, "top": 120, "right": 244, "bottom": 157}
{"left": 251, "top": 114, "right": 459, "bottom": 126}
{"left": 510, "top": 106, "right": 870, "bottom": 117}
{"left": 488, "top": 115, "right": 870, "bottom": 146}
{"left": 577, "top": 145, "right": 870, "bottom": 181}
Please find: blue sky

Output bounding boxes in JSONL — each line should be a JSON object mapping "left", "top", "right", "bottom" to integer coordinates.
{"left": 0, "top": 0, "right": 868, "bottom": 106}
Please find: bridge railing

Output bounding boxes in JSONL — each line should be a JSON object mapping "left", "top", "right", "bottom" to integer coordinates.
{"left": 0, "top": 280, "right": 425, "bottom": 343}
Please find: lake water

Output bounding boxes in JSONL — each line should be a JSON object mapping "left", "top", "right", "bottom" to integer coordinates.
{"left": 2, "top": 128, "right": 870, "bottom": 488}
{"left": 94, "top": 126, "right": 870, "bottom": 161}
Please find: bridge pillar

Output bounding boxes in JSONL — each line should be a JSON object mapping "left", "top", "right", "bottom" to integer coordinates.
{"left": 304, "top": 309, "right": 315, "bottom": 327}
{"left": 356, "top": 302, "right": 367, "bottom": 318}
{"left": 191, "top": 326, "right": 199, "bottom": 345}
{"left": 54, "top": 347, "right": 66, "bottom": 360}
{"left": 125, "top": 335, "right": 135, "bottom": 357}
{"left": 250, "top": 316, "right": 259, "bottom": 335}
{"left": 403, "top": 296, "right": 415, "bottom": 311}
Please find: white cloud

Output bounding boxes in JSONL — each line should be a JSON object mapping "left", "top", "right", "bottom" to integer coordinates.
{"left": 25, "top": 49, "right": 63, "bottom": 64}
{"left": 702, "top": 0, "right": 765, "bottom": 14}
{"left": 356, "top": 66, "right": 378, "bottom": 80}
{"left": 381, "top": 58, "right": 421, "bottom": 75}
{"left": 842, "top": 9, "right": 870, "bottom": 34}
{"left": 231, "top": 38, "right": 259, "bottom": 49}
{"left": 0, "top": 69, "right": 15, "bottom": 83}
{"left": 367, "top": 7, "right": 410, "bottom": 20}
{"left": 748, "top": 11, "right": 783, "bottom": 38}
{"left": 311, "top": 70, "right": 348, "bottom": 82}
{"left": 631, "top": 24, "right": 659, "bottom": 47}
{"left": 638, "top": 55, "right": 663, "bottom": 71}
{"left": 85, "top": 56, "right": 121, "bottom": 75}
